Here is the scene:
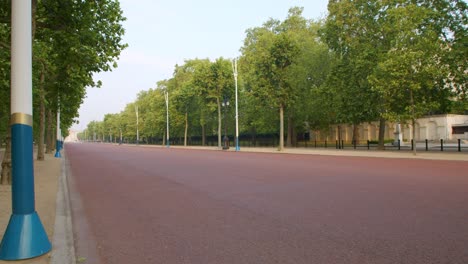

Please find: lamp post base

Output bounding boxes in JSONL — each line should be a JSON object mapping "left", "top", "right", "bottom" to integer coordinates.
{"left": 0, "top": 212, "right": 51, "bottom": 260}
{"left": 54, "top": 140, "right": 61, "bottom": 158}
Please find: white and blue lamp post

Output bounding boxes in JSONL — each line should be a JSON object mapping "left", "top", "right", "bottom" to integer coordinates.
{"left": 135, "top": 105, "right": 139, "bottom": 145}
{"left": 54, "top": 105, "right": 61, "bottom": 158}
{"left": 232, "top": 59, "right": 240, "bottom": 151}
{"left": 222, "top": 98, "right": 230, "bottom": 150}
{"left": 164, "top": 90, "right": 170, "bottom": 148}
{"left": 0, "top": 0, "right": 51, "bottom": 259}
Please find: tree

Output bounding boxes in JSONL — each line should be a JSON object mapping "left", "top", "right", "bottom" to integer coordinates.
{"left": 369, "top": 0, "right": 467, "bottom": 154}
{"left": 193, "top": 58, "right": 234, "bottom": 148}
{"left": 170, "top": 61, "right": 202, "bottom": 146}
{"left": 241, "top": 8, "right": 325, "bottom": 150}
{"left": 323, "top": 0, "right": 388, "bottom": 148}
{"left": 323, "top": 0, "right": 467, "bottom": 149}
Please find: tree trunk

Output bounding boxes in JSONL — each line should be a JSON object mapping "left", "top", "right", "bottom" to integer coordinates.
{"left": 292, "top": 122, "right": 297, "bottom": 147}
{"left": 32, "top": 0, "right": 37, "bottom": 38}
{"left": 184, "top": 111, "right": 188, "bottom": 147}
{"left": 52, "top": 128, "right": 56, "bottom": 150}
{"left": 201, "top": 124, "right": 206, "bottom": 146}
{"left": 279, "top": 104, "right": 284, "bottom": 151}
{"left": 251, "top": 126, "right": 257, "bottom": 146}
{"left": 46, "top": 109, "right": 53, "bottom": 153}
{"left": 286, "top": 112, "right": 293, "bottom": 147}
{"left": 378, "top": 118, "right": 386, "bottom": 150}
{"left": 352, "top": 124, "right": 359, "bottom": 143}
{"left": 37, "top": 69, "right": 45, "bottom": 161}
{"left": 1, "top": 121, "right": 11, "bottom": 185}
{"left": 217, "top": 97, "right": 222, "bottom": 149}
{"left": 410, "top": 90, "right": 417, "bottom": 155}
{"left": 337, "top": 125, "right": 342, "bottom": 148}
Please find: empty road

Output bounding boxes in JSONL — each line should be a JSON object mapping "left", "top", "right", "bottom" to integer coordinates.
{"left": 65, "top": 143, "right": 468, "bottom": 264}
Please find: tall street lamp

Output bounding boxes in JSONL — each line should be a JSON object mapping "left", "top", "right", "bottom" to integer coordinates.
{"left": 222, "top": 97, "right": 230, "bottom": 150}
{"left": 135, "top": 105, "right": 139, "bottom": 145}
{"left": 0, "top": 0, "right": 51, "bottom": 259}
{"left": 164, "top": 90, "right": 170, "bottom": 148}
{"left": 232, "top": 58, "right": 240, "bottom": 151}
{"left": 54, "top": 103, "right": 61, "bottom": 158}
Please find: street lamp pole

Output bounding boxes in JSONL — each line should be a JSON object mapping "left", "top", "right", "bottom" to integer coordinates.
{"left": 135, "top": 105, "right": 139, "bottom": 145}
{"left": 54, "top": 104, "right": 61, "bottom": 158}
{"left": 164, "top": 90, "right": 170, "bottom": 148}
{"left": 222, "top": 98, "right": 230, "bottom": 150}
{"left": 232, "top": 59, "right": 240, "bottom": 151}
{"left": 0, "top": 0, "right": 51, "bottom": 259}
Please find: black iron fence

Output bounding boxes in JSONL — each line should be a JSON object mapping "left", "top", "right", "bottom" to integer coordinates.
{"left": 295, "top": 139, "right": 467, "bottom": 152}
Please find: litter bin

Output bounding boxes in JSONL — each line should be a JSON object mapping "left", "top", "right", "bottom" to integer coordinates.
{"left": 223, "top": 136, "right": 230, "bottom": 150}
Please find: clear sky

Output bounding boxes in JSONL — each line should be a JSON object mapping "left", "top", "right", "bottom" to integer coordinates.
{"left": 72, "top": 0, "right": 329, "bottom": 131}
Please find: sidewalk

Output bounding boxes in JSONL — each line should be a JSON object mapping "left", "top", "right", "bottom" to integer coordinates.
{"left": 0, "top": 152, "right": 61, "bottom": 264}
{"left": 132, "top": 144, "right": 468, "bottom": 161}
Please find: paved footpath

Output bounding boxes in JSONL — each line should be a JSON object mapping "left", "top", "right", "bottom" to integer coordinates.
{"left": 0, "top": 145, "right": 466, "bottom": 264}
{"left": 0, "top": 152, "right": 61, "bottom": 264}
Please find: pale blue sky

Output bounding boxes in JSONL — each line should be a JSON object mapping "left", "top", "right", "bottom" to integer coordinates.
{"left": 72, "top": 0, "right": 329, "bottom": 130}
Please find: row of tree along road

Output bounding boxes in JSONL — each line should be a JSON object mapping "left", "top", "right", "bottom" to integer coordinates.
{"left": 80, "top": 3, "right": 467, "bottom": 155}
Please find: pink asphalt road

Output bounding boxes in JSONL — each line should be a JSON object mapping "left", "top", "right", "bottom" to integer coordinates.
{"left": 65, "top": 143, "right": 468, "bottom": 264}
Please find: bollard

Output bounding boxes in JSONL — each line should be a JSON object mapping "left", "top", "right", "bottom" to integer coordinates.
{"left": 425, "top": 139, "right": 428, "bottom": 151}
{"left": 411, "top": 139, "right": 414, "bottom": 151}
{"left": 367, "top": 140, "right": 370, "bottom": 150}
{"left": 440, "top": 139, "right": 443, "bottom": 151}
{"left": 398, "top": 139, "right": 400, "bottom": 150}
{"left": 458, "top": 139, "right": 461, "bottom": 152}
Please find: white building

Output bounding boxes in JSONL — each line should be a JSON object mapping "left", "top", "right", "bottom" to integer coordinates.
{"left": 311, "top": 114, "right": 468, "bottom": 142}
{"left": 65, "top": 130, "right": 79, "bottom": 142}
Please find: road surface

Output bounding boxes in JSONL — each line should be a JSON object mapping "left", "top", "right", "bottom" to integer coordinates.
{"left": 65, "top": 143, "right": 468, "bottom": 264}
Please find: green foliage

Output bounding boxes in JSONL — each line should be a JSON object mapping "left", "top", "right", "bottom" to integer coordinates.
{"left": 0, "top": 0, "right": 127, "bottom": 145}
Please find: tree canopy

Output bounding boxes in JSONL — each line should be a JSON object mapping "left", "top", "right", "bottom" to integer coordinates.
{"left": 0, "top": 0, "right": 127, "bottom": 152}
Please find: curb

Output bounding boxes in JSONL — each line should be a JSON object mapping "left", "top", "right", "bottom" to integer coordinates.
{"left": 50, "top": 154, "right": 76, "bottom": 264}
{"left": 113, "top": 143, "right": 468, "bottom": 161}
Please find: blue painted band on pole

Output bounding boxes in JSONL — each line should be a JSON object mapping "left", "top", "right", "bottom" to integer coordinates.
{"left": 11, "top": 124, "right": 35, "bottom": 214}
